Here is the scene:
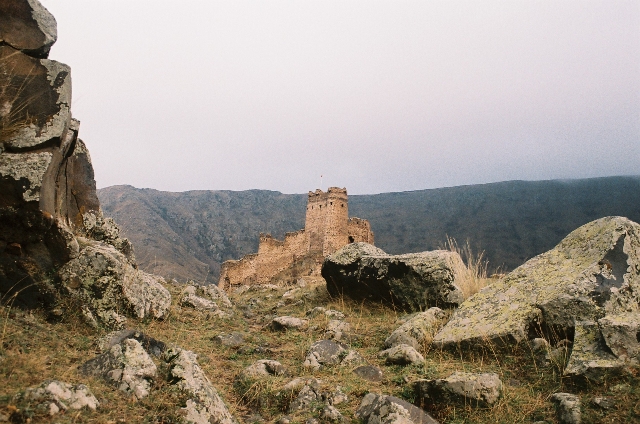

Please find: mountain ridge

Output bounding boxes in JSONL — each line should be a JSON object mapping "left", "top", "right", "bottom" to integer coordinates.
{"left": 98, "top": 175, "right": 640, "bottom": 283}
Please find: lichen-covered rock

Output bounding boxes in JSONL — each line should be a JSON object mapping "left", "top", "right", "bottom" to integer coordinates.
{"left": 325, "top": 319, "right": 351, "bottom": 341}
{"left": 80, "top": 338, "right": 156, "bottom": 399}
{"left": 82, "top": 212, "right": 134, "bottom": 262}
{"left": 355, "top": 393, "right": 439, "bottom": 424}
{"left": 416, "top": 372, "right": 503, "bottom": 408}
{"left": 57, "top": 240, "right": 171, "bottom": 328}
{"left": 599, "top": 312, "right": 640, "bottom": 362}
{"left": 237, "top": 360, "right": 287, "bottom": 381}
{"left": 97, "top": 329, "right": 166, "bottom": 357}
{"left": 272, "top": 316, "right": 308, "bottom": 330}
{"left": 563, "top": 321, "right": 624, "bottom": 382}
{"left": 322, "top": 242, "right": 465, "bottom": 311}
{"left": 0, "top": 152, "right": 52, "bottom": 203}
{"left": 0, "top": 0, "right": 57, "bottom": 58}
{"left": 203, "top": 283, "right": 233, "bottom": 308}
{"left": 434, "top": 217, "right": 640, "bottom": 357}
{"left": 182, "top": 285, "right": 219, "bottom": 311}
{"left": 165, "top": 347, "right": 237, "bottom": 424}
{"left": 353, "top": 365, "right": 384, "bottom": 382}
{"left": 385, "top": 307, "right": 445, "bottom": 350}
{"left": 379, "top": 344, "right": 425, "bottom": 366}
{"left": 551, "top": 393, "right": 582, "bottom": 424}
{"left": 22, "top": 380, "right": 99, "bottom": 416}
{"left": 303, "top": 340, "right": 348, "bottom": 370}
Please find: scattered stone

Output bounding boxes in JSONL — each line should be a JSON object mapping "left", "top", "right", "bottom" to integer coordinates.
{"left": 325, "top": 310, "right": 346, "bottom": 320}
{"left": 434, "top": 217, "right": 640, "bottom": 356}
{"left": 203, "top": 283, "right": 233, "bottom": 308}
{"left": 303, "top": 340, "right": 348, "bottom": 370}
{"left": 213, "top": 332, "right": 245, "bottom": 348}
{"left": 22, "top": 380, "right": 99, "bottom": 415}
{"left": 289, "top": 384, "right": 322, "bottom": 412}
{"left": 282, "top": 378, "right": 322, "bottom": 393}
{"left": 355, "top": 393, "right": 439, "bottom": 424}
{"left": 416, "top": 372, "right": 503, "bottom": 407}
{"left": 165, "top": 347, "right": 237, "bottom": 424}
{"left": 320, "top": 405, "right": 344, "bottom": 422}
{"left": 322, "top": 243, "right": 465, "bottom": 310}
{"left": 385, "top": 307, "right": 445, "bottom": 350}
{"left": 551, "top": 393, "right": 582, "bottom": 424}
{"left": 591, "top": 396, "right": 615, "bottom": 410}
{"left": 80, "top": 338, "right": 156, "bottom": 399}
{"left": 353, "top": 365, "right": 384, "bottom": 382}
{"left": 238, "top": 360, "right": 287, "bottom": 380}
{"left": 182, "top": 285, "right": 219, "bottom": 311}
{"left": 379, "top": 344, "right": 425, "bottom": 366}
{"left": 340, "top": 350, "right": 367, "bottom": 367}
{"left": 325, "top": 320, "right": 351, "bottom": 341}
{"left": 272, "top": 316, "right": 309, "bottom": 330}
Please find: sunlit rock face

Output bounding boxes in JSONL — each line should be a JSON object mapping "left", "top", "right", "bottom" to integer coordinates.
{"left": 0, "top": 0, "right": 170, "bottom": 328}
{"left": 433, "top": 216, "right": 640, "bottom": 381}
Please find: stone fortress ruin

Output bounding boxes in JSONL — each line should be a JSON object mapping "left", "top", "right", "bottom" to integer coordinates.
{"left": 218, "top": 187, "right": 374, "bottom": 291}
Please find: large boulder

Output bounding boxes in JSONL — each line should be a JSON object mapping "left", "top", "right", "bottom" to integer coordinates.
{"left": 322, "top": 243, "right": 465, "bottom": 311}
{"left": 433, "top": 217, "right": 640, "bottom": 381}
{"left": 0, "top": 0, "right": 57, "bottom": 58}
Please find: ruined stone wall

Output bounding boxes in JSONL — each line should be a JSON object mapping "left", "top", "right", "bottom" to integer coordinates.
{"left": 256, "top": 230, "right": 308, "bottom": 284}
{"left": 348, "top": 217, "right": 375, "bottom": 244}
{"left": 219, "top": 253, "right": 259, "bottom": 291}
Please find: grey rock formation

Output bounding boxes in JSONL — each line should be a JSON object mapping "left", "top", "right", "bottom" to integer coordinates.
{"left": 320, "top": 405, "right": 344, "bottom": 422}
{"left": 551, "top": 393, "right": 581, "bottom": 424}
{"left": 0, "top": 0, "right": 57, "bottom": 58}
{"left": 379, "top": 344, "right": 425, "bottom": 366}
{"left": 385, "top": 307, "right": 445, "bottom": 350}
{"left": 322, "top": 243, "right": 465, "bottom": 311}
{"left": 272, "top": 316, "right": 309, "bottom": 330}
{"left": 324, "top": 319, "right": 351, "bottom": 341}
{"left": 22, "top": 380, "right": 99, "bottom": 416}
{"left": 80, "top": 338, "right": 157, "bottom": 399}
{"left": 97, "top": 329, "right": 166, "bottom": 357}
{"left": 165, "top": 347, "right": 237, "bottom": 424}
{"left": 355, "top": 393, "right": 439, "bottom": 424}
{"left": 58, "top": 240, "right": 171, "bottom": 329}
{"left": 416, "top": 372, "right": 503, "bottom": 408}
{"left": 433, "top": 217, "right": 640, "bottom": 380}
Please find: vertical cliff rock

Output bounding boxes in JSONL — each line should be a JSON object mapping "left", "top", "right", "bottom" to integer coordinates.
{"left": 0, "top": 0, "right": 170, "bottom": 328}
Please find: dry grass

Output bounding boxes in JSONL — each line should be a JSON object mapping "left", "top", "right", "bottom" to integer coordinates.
{"left": 1, "top": 278, "right": 640, "bottom": 423}
{"left": 442, "top": 236, "right": 492, "bottom": 299}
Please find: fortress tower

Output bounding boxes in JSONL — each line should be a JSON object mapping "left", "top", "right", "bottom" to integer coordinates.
{"left": 219, "top": 187, "right": 373, "bottom": 290}
{"left": 305, "top": 187, "right": 349, "bottom": 256}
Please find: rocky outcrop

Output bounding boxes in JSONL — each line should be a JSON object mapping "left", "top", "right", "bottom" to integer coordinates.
{"left": 322, "top": 243, "right": 465, "bottom": 311}
{"left": 433, "top": 217, "right": 640, "bottom": 380}
{"left": 0, "top": 0, "right": 169, "bottom": 327}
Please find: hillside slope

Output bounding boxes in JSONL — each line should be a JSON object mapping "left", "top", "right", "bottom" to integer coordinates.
{"left": 98, "top": 176, "right": 640, "bottom": 282}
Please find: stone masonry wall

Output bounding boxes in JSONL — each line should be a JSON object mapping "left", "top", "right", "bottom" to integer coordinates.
{"left": 348, "top": 217, "right": 375, "bottom": 244}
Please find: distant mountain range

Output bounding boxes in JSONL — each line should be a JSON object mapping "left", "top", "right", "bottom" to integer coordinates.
{"left": 98, "top": 176, "right": 640, "bottom": 283}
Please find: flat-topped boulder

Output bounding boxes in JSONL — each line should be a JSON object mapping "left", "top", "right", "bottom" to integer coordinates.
{"left": 322, "top": 242, "right": 465, "bottom": 310}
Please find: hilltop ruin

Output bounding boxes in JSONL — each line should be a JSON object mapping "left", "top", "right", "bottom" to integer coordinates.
{"left": 218, "top": 187, "right": 373, "bottom": 290}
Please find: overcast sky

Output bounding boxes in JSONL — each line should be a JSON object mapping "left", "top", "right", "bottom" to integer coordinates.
{"left": 41, "top": 0, "right": 639, "bottom": 195}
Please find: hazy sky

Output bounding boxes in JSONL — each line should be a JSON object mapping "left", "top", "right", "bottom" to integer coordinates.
{"left": 41, "top": 1, "right": 639, "bottom": 194}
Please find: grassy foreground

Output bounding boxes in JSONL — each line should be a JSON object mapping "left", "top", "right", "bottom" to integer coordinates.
{"left": 1, "top": 278, "right": 639, "bottom": 423}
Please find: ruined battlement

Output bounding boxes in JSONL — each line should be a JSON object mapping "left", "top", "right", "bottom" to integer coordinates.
{"left": 219, "top": 187, "right": 374, "bottom": 291}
